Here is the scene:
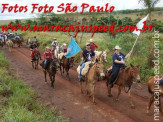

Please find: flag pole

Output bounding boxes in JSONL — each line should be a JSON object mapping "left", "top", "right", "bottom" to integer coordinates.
{"left": 127, "top": 35, "right": 139, "bottom": 61}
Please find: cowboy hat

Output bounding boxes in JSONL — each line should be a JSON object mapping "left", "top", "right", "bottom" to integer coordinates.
{"left": 86, "top": 42, "right": 90, "bottom": 46}
{"left": 53, "top": 38, "right": 57, "bottom": 40}
{"left": 63, "top": 43, "right": 67, "bottom": 46}
{"left": 114, "top": 45, "right": 121, "bottom": 50}
{"left": 45, "top": 46, "right": 49, "bottom": 49}
{"left": 89, "top": 39, "right": 93, "bottom": 42}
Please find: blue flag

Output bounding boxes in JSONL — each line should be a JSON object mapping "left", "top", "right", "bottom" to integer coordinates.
{"left": 65, "top": 36, "right": 81, "bottom": 58}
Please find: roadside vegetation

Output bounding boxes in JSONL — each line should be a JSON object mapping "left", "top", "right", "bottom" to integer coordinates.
{"left": 0, "top": 52, "right": 67, "bottom": 122}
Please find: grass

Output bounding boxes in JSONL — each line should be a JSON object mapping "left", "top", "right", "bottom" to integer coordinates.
{"left": 0, "top": 52, "right": 68, "bottom": 122}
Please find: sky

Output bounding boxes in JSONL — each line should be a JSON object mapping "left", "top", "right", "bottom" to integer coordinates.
{"left": 0, "top": 0, "right": 163, "bottom": 20}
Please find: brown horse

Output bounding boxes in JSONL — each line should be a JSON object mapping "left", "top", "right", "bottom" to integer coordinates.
{"left": 42, "top": 58, "right": 59, "bottom": 88}
{"left": 59, "top": 56, "right": 74, "bottom": 80}
{"left": 106, "top": 64, "right": 140, "bottom": 108}
{"left": 147, "top": 76, "right": 163, "bottom": 115}
{"left": 32, "top": 52, "right": 40, "bottom": 69}
{"left": 11, "top": 36, "right": 23, "bottom": 48}
{"left": 80, "top": 59, "right": 105, "bottom": 103}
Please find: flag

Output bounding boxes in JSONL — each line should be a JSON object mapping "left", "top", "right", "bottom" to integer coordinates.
{"left": 65, "top": 36, "right": 81, "bottom": 58}
{"left": 133, "top": 14, "right": 149, "bottom": 36}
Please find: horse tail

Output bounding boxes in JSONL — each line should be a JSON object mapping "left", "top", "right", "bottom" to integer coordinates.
{"left": 148, "top": 86, "right": 153, "bottom": 94}
{"left": 147, "top": 77, "right": 154, "bottom": 94}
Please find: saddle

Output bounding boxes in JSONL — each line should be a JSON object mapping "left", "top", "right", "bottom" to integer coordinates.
{"left": 81, "top": 62, "right": 94, "bottom": 82}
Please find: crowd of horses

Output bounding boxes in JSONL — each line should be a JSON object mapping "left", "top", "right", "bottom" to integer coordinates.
{"left": 1, "top": 35, "right": 163, "bottom": 116}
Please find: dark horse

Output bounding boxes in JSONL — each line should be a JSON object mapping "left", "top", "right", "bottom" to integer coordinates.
{"left": 106, "top": 64, "right": 140, "bottom": 108}
{"left": 11, "top": 36, "right": 23, "bottom": 48}
{"left": 41, "top": 58, "right": 59, "bottom": 88}
{"left": 59, "top": 56, "right": 74, "bottom": 80}
{"left": 32, "top": 52, "right": 40, "bottom": 69}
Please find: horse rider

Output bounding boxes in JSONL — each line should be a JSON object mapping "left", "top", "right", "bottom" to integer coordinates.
{"left": 60, "top": 43, "right": 67, "bottom": 53}
{"left": 51, "top": 38, "right": 59, "bottom": 52}
{"left": 32, "top": 36, "right": 39, "bottom": 47}
{"left": 89, "top": 39, "right": 99, "bottom": 51}
{"left": 60, "top": 43, "right": 67, "bottom": 64}
{"left": 26, "top": 37, "right": 31, "bottom": 45}
{"left": 109, "top": 45, "right": 132, "bottom": 88}
{"left": 15, "top": 33, "right": 20, "bottom": 39}
{"left": 31, "top": 47, "right": 41, "bottom": 62}
{"left": 41, "top": 47, "right": 53, "bottom": 69}
{"left": 78, "top": 42, "right": 95, "bottom": 81}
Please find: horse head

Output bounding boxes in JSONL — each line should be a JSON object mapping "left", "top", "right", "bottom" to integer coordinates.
{"left": 34, "top": 52, "right": 39, "bottom": 60}
{"left": 130, "top": 64, "right": 141, "bottom": 83}
{"left": 95, "top": 59, "right": 105, "bottom": 77}
{"left": 101, "top": 51, "right": 107, "bottom": 63}
{"left": 51, "top": 58, "right": 59, "bottom": 69}
{"left": 68, "top": 57, "right": 75, "bottom": 67}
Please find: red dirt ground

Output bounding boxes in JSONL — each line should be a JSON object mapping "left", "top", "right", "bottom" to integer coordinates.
{"left": 1, "top": 45, "right": 163, "bottom": 122}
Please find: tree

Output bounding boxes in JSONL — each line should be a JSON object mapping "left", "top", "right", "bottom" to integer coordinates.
{"left": 139, "top": 0, "right": 160, "bottom": 23}
{"left": 15, "top": 19, "right": 21, "bottom": 24}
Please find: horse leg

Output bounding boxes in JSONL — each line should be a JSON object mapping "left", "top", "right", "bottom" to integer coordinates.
{"left": 60, "top": 65, "right": 62, "bottom": 76}
{"left": 159, "top": 97, "right": 163, "bottom": 116}
{"left": 66, "top": 68, "right": 70, "bottom": 80}
{"left": 51, "top": 75, "right": 54, "bottom": 88}
{"left": 80, "top": 82, "right": 83, "bottom": 94}
{"left": 35, "top": 62, "right": 36, "bottom": 69}
{"left": 115, "top": 86, "right": 122, "bottom": 101}
{"left": 108, "top": 86, "right": 112, "bottom": 97}
{"left": 63, "top": 67, "right": 64, "bottom": 74}
{"left": 37, "top": 60, "right": 38, "bottom": 69}
{"left": 44, "top": 70, "right": 47, "bottom": 82}
{"left": 86, "top": 81, "right": 89, "bottom": 95}
{"left": 128, "top": 90, "right": 135, "bottom": 109}
{"left": 32, "top": 62, "right": 34, "bottom": 69}
{"left": 147, "top": 95, "right": 154, "bottom": 114}
{"left": 91, "top": 82, "right": 96, "bottom": 104}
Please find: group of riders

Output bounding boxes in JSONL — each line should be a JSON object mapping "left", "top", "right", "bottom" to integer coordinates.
{"left": 28, "top": 35, "right": 133, "bottom": 89}
{"left": 0, "top": 30, "right": 134, "bottom": 89}
{"left": 29, "top": 37, "right": 68, "bottom": 69}
{"left": 0, "top": 31, "right": 23, "bottom": 48}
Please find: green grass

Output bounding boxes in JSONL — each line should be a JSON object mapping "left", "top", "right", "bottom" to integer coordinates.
{"left": 0, "top": 52, "right": 68, "bottom": 122}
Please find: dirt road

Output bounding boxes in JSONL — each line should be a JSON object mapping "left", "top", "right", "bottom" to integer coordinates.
{"left": 1, "top": 45, "right": 162, "bottom": 122}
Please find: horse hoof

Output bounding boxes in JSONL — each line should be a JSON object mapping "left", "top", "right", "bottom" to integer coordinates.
{"left": 93, "top": 102, "right": 97, "bottom": 105}
{"left": 108, "top": 94, "right": 113, "bottom": 97}
{"left": 81, "top": 91, "right": 84, "bottom": 94}
{"left": 130, "top": 105, "right": 135, "bottom": 109}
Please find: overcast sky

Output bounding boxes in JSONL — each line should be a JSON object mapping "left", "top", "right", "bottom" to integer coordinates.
{"left": 0, "top": 0, "right": 163, "bottom": 20}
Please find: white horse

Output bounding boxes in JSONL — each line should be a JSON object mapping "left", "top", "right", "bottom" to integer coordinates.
{"left": 94, "top": 50, "right": 107, "bottom": 63}
{"left": 6, "top": 40, "right": 13, "bottom": 52}
{"left": 52, "top": 46, "right": 60, "bottom": 58}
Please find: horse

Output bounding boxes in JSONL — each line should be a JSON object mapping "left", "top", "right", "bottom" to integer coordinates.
{"left": 11, "top": 36, "right": 23, "bottom": 48}
{"left": 106, "top": 64, "right": 141, "bottom": 109}
{"left": 42, "top": 58, "right": 59, "bottom": 88}
{"left": 147, "top": 76, "right": 163, "bottom": 115}
{"left": 0, "top": 38, "right": 4, "bottom": 47}
{"left": 94, "top": 50, "right": 108, "bottom": 63}
{"left": 32, "top": 51, "right": 40, "bottom": 69}
{"left": 59, "top": 56, "right": 74, "bottom": 80}
{"left": 80, "top": 59, "right": 105, "bottom": 104}
{"left": 6, "top": 40, "right": 14, "bottom": 52}
{"left": 52, "top": 46, "right": 59, "bottom": 58}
